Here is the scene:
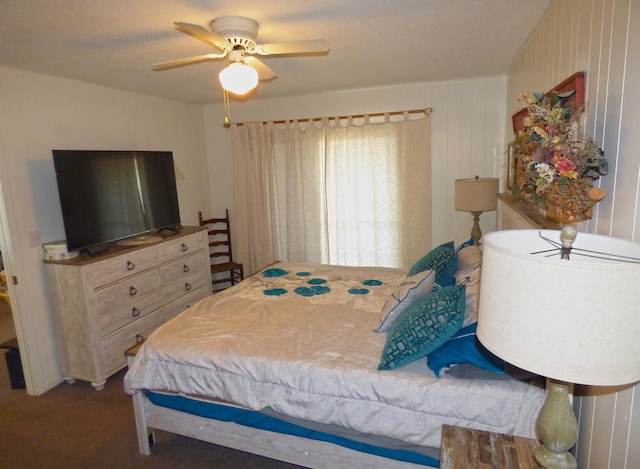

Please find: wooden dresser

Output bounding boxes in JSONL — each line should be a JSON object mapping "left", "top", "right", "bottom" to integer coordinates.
{"left": 44, "top": 226, "right": 211, "bottom": 390}
{"left": 496, "top": 193, "right": 561, "bottom": 230}
{"left": 440, "top": 424, "right": 542, "bottom": 468}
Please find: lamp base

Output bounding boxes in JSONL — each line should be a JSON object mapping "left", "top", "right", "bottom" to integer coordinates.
{"left": 534, "top": 444, "right": 577, "bottom": 469}
{"left": 534, "top": 379, "right": 578, "bottom": 469}
{"left": 470, "top": 211, "right": 483, "bottom": 246}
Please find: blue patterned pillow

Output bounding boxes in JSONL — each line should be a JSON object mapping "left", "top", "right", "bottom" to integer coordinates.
{"left": 408, "top": 241, "right": 458, "bottom": 282}
{"left": 426, "top": 322, "right": 506, "bottom": 377}
{"left": 377, "top": 285, "right": 466, "bottom": 370}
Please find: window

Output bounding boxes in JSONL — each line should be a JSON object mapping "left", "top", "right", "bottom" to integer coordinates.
{"left": 231, "top": 112, "right": 432, "bottom": 274}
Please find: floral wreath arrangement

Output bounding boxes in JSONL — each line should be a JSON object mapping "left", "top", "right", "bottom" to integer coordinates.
{"left": 513, "top": 90, "right": 608, "bottom": 224}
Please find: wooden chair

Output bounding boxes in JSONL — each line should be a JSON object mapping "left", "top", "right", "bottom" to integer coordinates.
{"left": 198, "top": 209, "right": 244, "bottom": 292}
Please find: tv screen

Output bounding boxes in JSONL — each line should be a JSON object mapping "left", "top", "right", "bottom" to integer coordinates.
{"left": 52, "top": 150, "right": 181, "bottom": 252}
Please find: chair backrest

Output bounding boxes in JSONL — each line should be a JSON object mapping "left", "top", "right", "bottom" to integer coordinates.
{"left": 198, "top": 209, "right": 235, "bottom": 264}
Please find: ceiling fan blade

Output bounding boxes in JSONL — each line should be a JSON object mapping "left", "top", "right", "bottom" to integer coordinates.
{"left": 153, "top": 52, "right": 227, "bottom": 71}
{"left": 251, "top": 39, "right": 329, "bottom": 56}
{"left": 245, "top": 56, "right": 277, "bottom": 81}
{"left": 174, "top": 22, "right": 230, "bottom": 51}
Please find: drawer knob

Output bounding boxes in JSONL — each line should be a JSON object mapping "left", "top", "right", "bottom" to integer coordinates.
{"left": 181, "top": 243, "right": 188, "bottom": 252}
{"left": 129, "top": 286, "right": 138, "bottom": 296}
{"left": 132, "top": 307, "right": 141, "bottom": 317}
{"left": 183, "top": 264, "right": 190, "bottom": 273}
{"left": 127, "top": 260, "right": 135, "bottom": 271}
{"left": 185, "top": 282, "right": 192, "bottom": 291}
{"left": 135, "top": 334, "right": 144, "bottom": 344}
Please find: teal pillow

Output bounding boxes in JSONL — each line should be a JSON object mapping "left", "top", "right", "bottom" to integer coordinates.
{"left": 456, "top": 238, "right": 475, "bottom": 252}
{"left": 426, "top": 323, "right": 506, "bottom": 377}
{"left": 377, "top": 285, "right": 466, "bottom": 370}
{"left": 408, "top": 241, "right": 458, "bottom": 281}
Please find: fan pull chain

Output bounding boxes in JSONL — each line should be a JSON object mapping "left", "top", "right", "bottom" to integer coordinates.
{"left": 223, "top": 89, "right": 231, "bottom": 127}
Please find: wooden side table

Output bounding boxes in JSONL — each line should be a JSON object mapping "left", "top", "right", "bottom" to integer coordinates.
{"left": 440, "top": 424, "right": 543, "bottom": 468}
{"left": 125, "top": 341, "right": 144, "bottom": 361}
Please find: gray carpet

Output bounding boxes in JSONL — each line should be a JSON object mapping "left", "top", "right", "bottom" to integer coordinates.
{"left": 0, "top": 359, "right": 303, "bottom": 468}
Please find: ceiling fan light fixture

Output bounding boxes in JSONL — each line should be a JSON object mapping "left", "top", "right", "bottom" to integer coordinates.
{"left": 219, "top": 62, "right": 258, "bottom": 95}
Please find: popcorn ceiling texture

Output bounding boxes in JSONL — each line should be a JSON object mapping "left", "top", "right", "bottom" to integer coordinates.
{"left": 0, "top": 0, "right": 550, "bottom": 104}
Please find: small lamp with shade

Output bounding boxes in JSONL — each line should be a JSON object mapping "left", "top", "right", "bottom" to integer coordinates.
{"left": 454, "top": 175, "right": 499, "bottom": 245}
{"left": 477, "top": 227, "right": 640, "bottom": 468}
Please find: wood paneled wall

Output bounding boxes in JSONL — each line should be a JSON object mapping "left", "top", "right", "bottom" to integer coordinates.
{"left": 508, "top": 1, "right": 639, "bottom": 467}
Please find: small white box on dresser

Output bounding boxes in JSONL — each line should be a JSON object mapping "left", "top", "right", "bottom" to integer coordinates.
{"left": 44, "top": 226, "right": 211, "bottom": 390}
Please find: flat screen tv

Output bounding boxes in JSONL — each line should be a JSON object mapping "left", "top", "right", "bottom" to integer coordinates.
{"left": 52, "top": 150, "right": 181, "bottom": 253}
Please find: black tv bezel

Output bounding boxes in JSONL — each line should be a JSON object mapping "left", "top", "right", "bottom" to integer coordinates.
{"left": 52, "top": 149, "right": 182, "bottom": 254}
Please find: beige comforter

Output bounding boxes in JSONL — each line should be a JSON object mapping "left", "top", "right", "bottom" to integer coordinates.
{"left": 124, "top": 262, "right": 544, "bottom": 448}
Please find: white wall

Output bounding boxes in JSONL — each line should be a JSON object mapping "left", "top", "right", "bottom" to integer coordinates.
{"left": 0, "top": 67, "right": 511, "bottom": 395}
{"left": 507, "top": 0, "right": 640, "bottom": 467}
{"left": 203, "top": 77, "right": 509, "bottom": 263}
{"left": 0, "top": 66, "right": 211, "bottom": 394}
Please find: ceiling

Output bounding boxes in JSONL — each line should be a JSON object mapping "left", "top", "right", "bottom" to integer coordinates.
{"left": 0, "top": 0, "right": 551, "bottom": 105}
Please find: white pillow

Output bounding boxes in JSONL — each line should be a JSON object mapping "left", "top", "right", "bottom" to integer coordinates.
{"left": 457, "top": 244, "right": 482, "bottom": 268}
{"left": 375, "top": 270, "right": 436, "bottom": 332}
{"left": 455, "top": 260, "right": 481, "bottom": 326}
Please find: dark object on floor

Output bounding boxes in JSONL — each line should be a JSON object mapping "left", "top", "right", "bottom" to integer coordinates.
{"left": 0, "top": 338, "right": 25, "bottom": 389}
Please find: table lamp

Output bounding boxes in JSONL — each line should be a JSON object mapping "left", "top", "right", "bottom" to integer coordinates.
{"left": 477, "top": 227, "right": 640, "bottom": 469}
{"left": 454, "top": 176, "right": 499, "bottom": 245}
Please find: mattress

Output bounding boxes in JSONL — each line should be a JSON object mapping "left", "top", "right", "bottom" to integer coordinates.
{"left": 125, "top": 262, "right": 544, "bottom": 449}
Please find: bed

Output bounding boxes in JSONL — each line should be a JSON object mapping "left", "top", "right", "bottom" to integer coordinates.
{"left": 124, "top": 244, "right": 545, "bottom": 468}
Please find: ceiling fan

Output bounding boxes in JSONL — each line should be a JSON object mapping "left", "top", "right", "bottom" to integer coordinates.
{"left": 154, "top": 16, "right": 330, "bottom": 95}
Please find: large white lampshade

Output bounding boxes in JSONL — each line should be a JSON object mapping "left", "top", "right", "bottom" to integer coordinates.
{"left": 478, "top": 229, "right": 640, "bottom": 386}
{"left": 478, "top": 228, "right": 640, "bottom": 468}
{"left": 219, "top": 62, "right": 258, "bottom": 95}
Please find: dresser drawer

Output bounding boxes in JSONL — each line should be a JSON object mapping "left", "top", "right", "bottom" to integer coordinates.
{"left": 163, "top": 285, "right": 210, "bottom": 322}
{"left": 162, "top": 269, "right": 209, "bottom": 304}
{"left": 159, "top": 252, "right": 207, "bottom": 283}
{"left": 157, "top": 230, "right": 205, "bottom": 265}
{"left": 102, "top": 309, "right": 164, "bottom": 375}
{"left": 95, "top": 270, "right": 161, "bottom": 314}
{"left": 98, "top": 291, "right": 163, "bottom": 336}
{"left": 92, "top": 246, "right": 158, "bottom": 287}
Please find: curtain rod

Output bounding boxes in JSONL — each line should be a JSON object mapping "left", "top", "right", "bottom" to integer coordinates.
{"left": 223, "top": 107, "right": 433, "bottom": 128}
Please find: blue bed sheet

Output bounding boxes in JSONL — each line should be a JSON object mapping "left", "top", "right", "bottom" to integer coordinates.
{"left": 148, "top": 391, "right": 439, "bottom": 467}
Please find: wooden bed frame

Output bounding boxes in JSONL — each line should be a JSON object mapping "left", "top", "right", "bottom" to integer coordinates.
{"left": 126, "top": 349, "right": 435, "bottom": 468}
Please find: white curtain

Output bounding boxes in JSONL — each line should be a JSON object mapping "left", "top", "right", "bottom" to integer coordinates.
{"left": 232, "top": 112, "right": 431, "bottom": 275}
